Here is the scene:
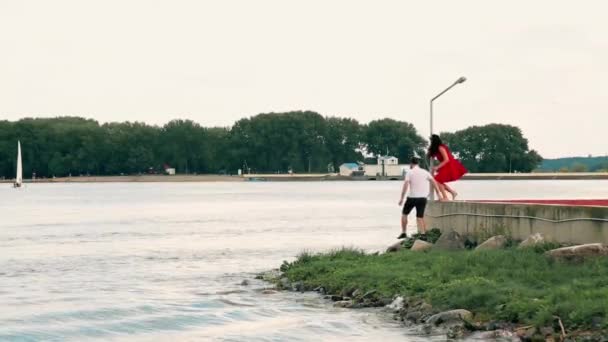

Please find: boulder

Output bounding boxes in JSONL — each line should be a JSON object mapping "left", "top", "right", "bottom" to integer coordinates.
{"left": 476, "top": 235, "right": 508, "bottom": 251}
{"left": 291, "top": 281, "right": 305, "bottom": 292}
{"left": 240, "top": 279, "right": 250, "bottom": 286}
{"left": 333, "top": 300, "right": 354, "bottom": 308}
{"left": 411, "top": 239, "right": 433, "bottom": 251}
{"left": 260, "top": 289, "right": 278, "bottom": 295}
{"left": 433, "top": 230, "right": 465, "bottom": 250}
{"left": 546, "top": 243, "right": 608, "bottom": 261}
{"left": 404, "top": 311, "right": 423, "bottom": 323}
{"left": 418, "top": 302, "right": 434, "bottom": 315}
{"left": 256, "top": 269, "right": 281, "bottom": 282}
{"left": 426, "top": 309, "right": 473, "bottom": 326}
{"left": 386, "top": 241, "right": 403, "bottom": 253}
{"left": 518, "top": 233, "right": 545, "bottom": 249}
{"left": 386, "top": 296, "right": 404, "bottom": 311}
{"left": 361, "top": 290, "right": 377, "bottom": 299}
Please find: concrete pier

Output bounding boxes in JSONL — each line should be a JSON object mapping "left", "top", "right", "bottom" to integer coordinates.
{"left": 427, "top": 200, "right": 608, "bottom": 245}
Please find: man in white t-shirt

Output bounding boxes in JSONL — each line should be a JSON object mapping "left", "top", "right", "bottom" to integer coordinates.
{"left": 397, "top": 157, "right": 441, "bottom": 239}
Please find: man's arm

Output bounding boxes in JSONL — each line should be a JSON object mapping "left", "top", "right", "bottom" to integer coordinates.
{"left": 428, "top": 177, "right": 441, "bottom": 200}
{"left": 399, "top": 178, "right": 409, "bottom": 205}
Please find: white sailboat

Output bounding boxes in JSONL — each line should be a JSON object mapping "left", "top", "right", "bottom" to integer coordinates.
{"left": 14, "top": 140, "right": 23, "bottom": 188}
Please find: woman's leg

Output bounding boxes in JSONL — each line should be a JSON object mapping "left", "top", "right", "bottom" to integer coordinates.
{"left": 443, "top": 183, "right": 458, "bottom": 200}
{"left": 437, "top": 183, "right": 449, "bottom": 201}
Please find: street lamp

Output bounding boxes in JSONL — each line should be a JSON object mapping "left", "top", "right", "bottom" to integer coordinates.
{"left": 429, "top": 76, "right": 466, "bottom": 200}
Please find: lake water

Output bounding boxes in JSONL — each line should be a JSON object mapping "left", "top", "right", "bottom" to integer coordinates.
{"left": 1, "top": 180, "right": 607, "bottom": 341}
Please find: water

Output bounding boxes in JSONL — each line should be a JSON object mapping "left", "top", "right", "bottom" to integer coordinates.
{"left": 1, "top": 180, "right": 607, "bottom": 341}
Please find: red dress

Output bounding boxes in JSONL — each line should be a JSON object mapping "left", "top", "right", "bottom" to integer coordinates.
{"left": 432, "top": 144, "right": 467, "bottom": 184}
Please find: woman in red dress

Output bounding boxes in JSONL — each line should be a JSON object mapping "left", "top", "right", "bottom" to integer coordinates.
{"left": 427, "top": 134, "right": 467, "bottom": 200}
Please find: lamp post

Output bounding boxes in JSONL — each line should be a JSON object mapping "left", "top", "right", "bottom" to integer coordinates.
{"left": 429, "top": 76, "right": 466, "bottom": 200}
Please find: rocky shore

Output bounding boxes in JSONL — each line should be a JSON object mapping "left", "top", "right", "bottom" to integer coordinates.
{"left": 259, "top": 231, "right": 608, "bottom": 341}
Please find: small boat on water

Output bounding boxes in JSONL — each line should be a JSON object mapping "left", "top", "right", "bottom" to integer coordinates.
{"left": 14, "top": 140, "right": 23, "bottom": 188}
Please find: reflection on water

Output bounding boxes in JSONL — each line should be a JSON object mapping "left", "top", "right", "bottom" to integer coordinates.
{"left": 1, "top": 181, "right": 606, "bottom": 341}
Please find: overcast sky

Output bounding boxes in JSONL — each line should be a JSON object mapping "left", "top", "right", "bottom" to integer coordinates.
{"left": 1, "top": 1, "right": 606, "bottom": 158}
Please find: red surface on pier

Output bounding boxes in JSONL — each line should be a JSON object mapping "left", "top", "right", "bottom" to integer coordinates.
{"left": 476, "top": 199, "right": 608, "bottom": 207}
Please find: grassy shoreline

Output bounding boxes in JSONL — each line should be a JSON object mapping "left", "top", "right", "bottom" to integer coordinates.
{"left": 275, "top": 247, "right": 608, "bottom": 340}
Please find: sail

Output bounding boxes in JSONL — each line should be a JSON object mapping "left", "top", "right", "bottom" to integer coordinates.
{"left": 16, "top": 140, "right": 23, "bottom": 186}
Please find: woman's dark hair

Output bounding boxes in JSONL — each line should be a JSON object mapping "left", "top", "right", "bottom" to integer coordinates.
{"left": 427, "top": 134, "right": 443, "bottom": 157}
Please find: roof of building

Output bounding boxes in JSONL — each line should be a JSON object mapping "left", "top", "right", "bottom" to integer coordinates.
{"left": 340, "top": 163, "right": 359, "bottom": 169}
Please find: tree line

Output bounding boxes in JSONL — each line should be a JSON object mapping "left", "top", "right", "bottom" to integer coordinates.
{"left": 0, "top": 112, "right": 542, "bottom": 178}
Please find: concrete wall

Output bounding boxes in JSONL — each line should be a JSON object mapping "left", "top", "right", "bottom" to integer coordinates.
{"left": 427, "top": 201, "right": 608, "bottom": 245}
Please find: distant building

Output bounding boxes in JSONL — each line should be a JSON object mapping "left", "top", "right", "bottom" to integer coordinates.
{"left": 377, "top": 156, "right": 399, "bottom": 165}
{"left": 340, "top": 157, "right": 410, "bottom": 177}
{"left": 366, "top": 156, "right": 409, "bottom": 177}
{"left": 339, "top": 163, "right": 361, "bottom": 176}
{"left": 163, "top": 164, "right": 176, "bottom": 175}
{"left": 364, "top": 164, "right": 409, "bottom": 177}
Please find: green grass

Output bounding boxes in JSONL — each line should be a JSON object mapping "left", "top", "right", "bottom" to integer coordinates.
{"left": 280, "top": 248, "right": 608, "bottom": 331}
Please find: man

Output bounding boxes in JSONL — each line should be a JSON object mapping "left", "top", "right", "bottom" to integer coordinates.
{"left": 397, "top": 157, "right": 441, "bottom": 239}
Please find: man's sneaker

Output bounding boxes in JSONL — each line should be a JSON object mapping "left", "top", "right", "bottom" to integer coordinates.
{"left": 397, "top": 232, "right": 407, "bottom": 239}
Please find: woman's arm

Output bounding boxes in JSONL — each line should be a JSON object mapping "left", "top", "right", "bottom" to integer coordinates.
{"left": 435, "top": 146, "right": 450, "bottom": 170}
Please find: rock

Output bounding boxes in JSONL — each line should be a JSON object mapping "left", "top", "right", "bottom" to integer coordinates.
{"left": 421, "top": 324, "right": 433, "bottom": 335}
{"left": 518, "top": 233, "right": 545, "bottom": 249}
{"left": 261, "top": 289, "right": 278, "bottom": 295}
{"left": 426, "top": 309, "right": 473, "bottom": 326}
{"left": 418, "top": 302, "right": 434, "bottom": 315}
{"left": 379, "top": 297, "right": 393, "bottom": 306}
{"left": 472, "top": 330, "right": 516, "bottom": 340}
{"left": 447, "top": 325, "right": 467, "bottom": 339}
{"left": 279, "top": 277, "right": 291, "bottom": 289}
{"left": 330, "top": 295, "right": 343, "bottom": 301}
{"left": 240, "top": 279, "right": 250, "bottom": 286}
{"left": 546, "top": 243, "right": 608, "bottom": 261}
{"left": 386, "top": 241, "right": 403, "bottom": 253}
{"left": 476, "top": 235, "right": 508, "bottom": 250}
{"left": 362, "top": 290, "right": 377, "bottom": 299}
{"left": 404, "top": 311, "right": 423, "bottom": 323}
{"left": 433, "top": 230, "right": 465, "bottom": 250}
{"left": 386, "top": 296, "right": 404, "bottom": 311}
{"left": 291, "top": 281, "right": 305, "bottom": 292}
{"left": 539, "top": 326, "right": 554, "bottom": 337}
{"left": 256, "top": 269, "right": 281, "bottom": 282}
{"left": 515, "top": 326, "right": 537, "bottom": 340}
{"left": 411, "top": 239, "right": 433, "bottom": 251}
{"left": 313, "top": 286, "right": 326, "bottom": 294}
{"left": 333, "top": 300, "right": 354, "bottom": 308}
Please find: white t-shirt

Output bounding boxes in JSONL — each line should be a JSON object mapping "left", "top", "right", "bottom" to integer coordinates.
{"left": 405, "top": 166, "right": 434, "bottom": 198}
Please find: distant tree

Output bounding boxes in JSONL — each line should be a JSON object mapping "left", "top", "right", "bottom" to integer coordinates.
{"left": 362, "top": 118, "right": 426, "bottom": 164}
{"left": 441, "top": 124, "right": 542, "bottom": 173}
{"left": 325, "top": 117, "right": 364, "bottom": 169}
{"left": 570, "top": 163, "right": 588, "bottom": 172}
{"left": 229, "top": 111, "right": 332, "bottom": 173}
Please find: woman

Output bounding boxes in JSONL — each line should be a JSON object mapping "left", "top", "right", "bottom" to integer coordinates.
{"left": 427, "top": 134, "right": 467, "bottom": 200}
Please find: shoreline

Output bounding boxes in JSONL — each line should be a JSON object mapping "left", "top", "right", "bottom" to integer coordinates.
{"left": 2, "top": 172, "right": 608, "bottom": 183}
{"left": 264, "top": 238, "right": 608, "bottom": 341}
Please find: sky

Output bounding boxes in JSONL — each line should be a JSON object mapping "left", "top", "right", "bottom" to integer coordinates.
{"left": 0, "top": 0, "right": 606, "bottom": 158}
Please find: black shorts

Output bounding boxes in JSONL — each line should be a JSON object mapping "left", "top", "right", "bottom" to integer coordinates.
{"left": 402, "top": 197, "right": 428, "bottom": 218}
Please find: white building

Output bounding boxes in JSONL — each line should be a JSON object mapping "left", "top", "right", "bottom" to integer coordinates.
{"left": 377, "top": 156, "right": 399, "bottom": 165}
{"left": 364, "top": 164, "right": 409, "bottom": 177}
{"left": 339, "top": 163, "right": 361, "bottom": 176}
